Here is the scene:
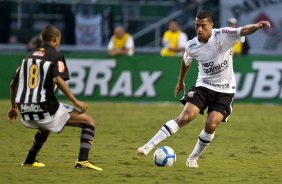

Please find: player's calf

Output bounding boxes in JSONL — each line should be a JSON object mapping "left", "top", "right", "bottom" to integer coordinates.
{"left": 23, "top": 130, "right": 49, "bottom": 165}
{"left": 78, "top": 124, "right": 95, "bottom": 161}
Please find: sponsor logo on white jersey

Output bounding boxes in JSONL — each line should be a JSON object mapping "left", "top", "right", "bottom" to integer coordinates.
{"left": 222, "top": 29, "right": 237, "bottom": 34}
{"left": 20, "top": 104, "right": 44, "bottom": 113}
{"left": 202, "top": 60, "right": 229, "bottom": 75}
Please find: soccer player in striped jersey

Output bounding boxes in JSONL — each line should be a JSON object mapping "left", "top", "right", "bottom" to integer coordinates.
{"left": 7, "top": 24, "right": 102, "bottom": 171}
{"left": 137, "top": 11, "right": 271, "bottom": 168}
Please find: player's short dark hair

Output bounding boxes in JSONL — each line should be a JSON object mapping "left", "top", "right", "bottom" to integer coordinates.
{"left": 196, "top": 10, "right": 213, "bottom": 23}
{"left": 40, "top": 24, "right": 61, "bottom": 43}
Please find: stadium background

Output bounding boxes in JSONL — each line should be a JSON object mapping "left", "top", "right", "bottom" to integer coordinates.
{"left": 0, "top": 0, "right": 281, "bottom": 103}
{"left": 0, "top": 1, "right": 281, "bottom": 184}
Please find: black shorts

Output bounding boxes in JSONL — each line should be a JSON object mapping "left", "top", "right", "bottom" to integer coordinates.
{"left": 180, "top": 86, "right": 235, "bottom": 122}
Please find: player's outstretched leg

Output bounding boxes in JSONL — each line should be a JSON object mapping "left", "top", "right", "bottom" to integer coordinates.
{"left": 137, "top": 120, "right": 179, "bottom": 157}
{"left": 21, "top": 129, "right": 49, "bottom": 167}
{"left": 186, "top": 129, "right": 215, "bottom": 168}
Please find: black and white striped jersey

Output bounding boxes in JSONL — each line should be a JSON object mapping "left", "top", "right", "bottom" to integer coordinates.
{"left": 13, "top": 43, "right": 69, "bottom": 121}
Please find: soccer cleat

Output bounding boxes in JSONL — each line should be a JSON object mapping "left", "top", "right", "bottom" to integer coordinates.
{"left": 137, "top": 144, "right": 153, "bottom": 157}
{"left": 186, "top": 157, "right": 199, "bottom": 168}
{"left": 74, "top": 160, "right": 103, "bottom": 171}
{"left": 21, "top": 161, "right": 45, "bottom": 167}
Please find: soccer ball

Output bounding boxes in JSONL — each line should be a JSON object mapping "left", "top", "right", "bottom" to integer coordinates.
{"left": 153, "top": 146, "right": 176, "bottom": 167}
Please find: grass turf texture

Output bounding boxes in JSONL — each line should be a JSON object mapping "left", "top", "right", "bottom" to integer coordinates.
{"left": 0, "top": 100, "right": 281, "bottom": 184}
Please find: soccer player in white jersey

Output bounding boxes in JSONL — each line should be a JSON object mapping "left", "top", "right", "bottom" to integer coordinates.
{"left": 137, "top": 11, "right": 271, "bottom": 168}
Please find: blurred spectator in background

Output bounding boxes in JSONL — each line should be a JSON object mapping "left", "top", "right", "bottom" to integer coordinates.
{"left": 27, "top": 35, "right": 41, "bottom": 52}
{"left": 228, "top": 18, "right": 249, "bottom": 55}
{"left": 9, "top": 35, "right": 19, "bottom": 44}
{"left": 107, "top": 26, "right": 134, "bottom": 56}
{"left": 161, "top": 20, "right": 188, "bottom": 56}
{"left": 75, "top": 1, "right": 102, "bottom": 46}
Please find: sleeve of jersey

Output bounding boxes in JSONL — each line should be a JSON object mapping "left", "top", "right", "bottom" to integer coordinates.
{"left": 53, "top": 54, "right": 70, "bottom": 81}
{"left": 221, "top": 27, "right": 245, "bottom": 44}
{"left": 183, "top": 43, "right": 193, "bottom": 66}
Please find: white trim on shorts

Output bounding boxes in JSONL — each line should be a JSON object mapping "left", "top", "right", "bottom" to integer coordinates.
{"left": 224, "top": 96, "right": 234, "bottom": 122}
{"left": 21, "top": 103, "right": 74, "bottom": 133}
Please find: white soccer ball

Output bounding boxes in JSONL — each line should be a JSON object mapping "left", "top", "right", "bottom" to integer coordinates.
{"left": 153, "top": 146, "right": 176, "bottom": 167}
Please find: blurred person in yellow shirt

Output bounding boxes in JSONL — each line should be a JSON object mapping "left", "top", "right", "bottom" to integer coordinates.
{"left": 107, "top": 26, "right": 134, "bottom": 56}
{"left": 228, "top": 18, "right": 249, "bottom": 56}
{"left": 161, "top": 20, "right": 188, "bottom": 56}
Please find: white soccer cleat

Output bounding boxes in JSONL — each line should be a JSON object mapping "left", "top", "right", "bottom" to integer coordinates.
{"left": 186, "top": 157, "right": 199, "bottom": 168}
{"left": 137, "top": 144, "right": 153, "bottom": 157}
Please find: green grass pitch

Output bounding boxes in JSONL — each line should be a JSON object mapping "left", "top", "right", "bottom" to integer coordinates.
{"left": 0, "top": 100, "right": 281, "bottom": 184}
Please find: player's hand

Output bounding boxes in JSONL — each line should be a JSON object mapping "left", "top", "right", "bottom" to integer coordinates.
{"left": 7, "top": 107, "right": 18, "bottom": 122}
{"left": 73, "top": 100, "right": 88, "bottom": 114}
{"left": 258, "top": 21, "right": 271, "bottom": 28}
{"left": 174, "top": 81, "right": 186, "bottom": 97}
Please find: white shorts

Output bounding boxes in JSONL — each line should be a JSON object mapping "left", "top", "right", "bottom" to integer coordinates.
{"left": 21, "top": 103, "right": 74, "bottom": 133}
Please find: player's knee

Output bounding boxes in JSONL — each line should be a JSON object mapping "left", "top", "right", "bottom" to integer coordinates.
{"left": 84, "top": 115, "right": 96, "bottom": 127}
{"left": 185, "top": 110, "right": 197, "bottom": 122}
{"left": 177, "top": 111, "right": 197, "bottom": 126}
{"left": 205, "top": 119, "right": 220, "bottom": 133}
{"left": 89, "top": 118, "right": 96, "bottom": 127}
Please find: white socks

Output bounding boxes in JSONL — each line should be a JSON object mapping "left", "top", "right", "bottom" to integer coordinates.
{"left": 145, "top": 120, "right": 179, "bottom": 148}
{"left": 189, "top": 129, "right": 215, "bottom": 159}
{"left": 143, "top": 122, "right": 215, "bottom": 161}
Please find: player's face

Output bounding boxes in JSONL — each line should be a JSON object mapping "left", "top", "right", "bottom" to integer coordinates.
{"left": 195, "top": 18, "right": 213, "bottom": 43}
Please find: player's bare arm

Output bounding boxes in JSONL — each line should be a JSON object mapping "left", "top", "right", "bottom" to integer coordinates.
{"left": 53, "top": 76, "right": 88, "bottom": 113}
{"left": 240, "top": 21, "right": 271, "bottom": 36}
{"left": 7, "top": 69, "right": 19, "bottom": 122}
{"left": 174, "top": 60, "right": 191, "bottom": 97}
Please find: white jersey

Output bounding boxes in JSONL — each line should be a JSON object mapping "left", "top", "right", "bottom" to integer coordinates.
{"left": 183, "top": 27, "right": 244, "bottom": 93}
